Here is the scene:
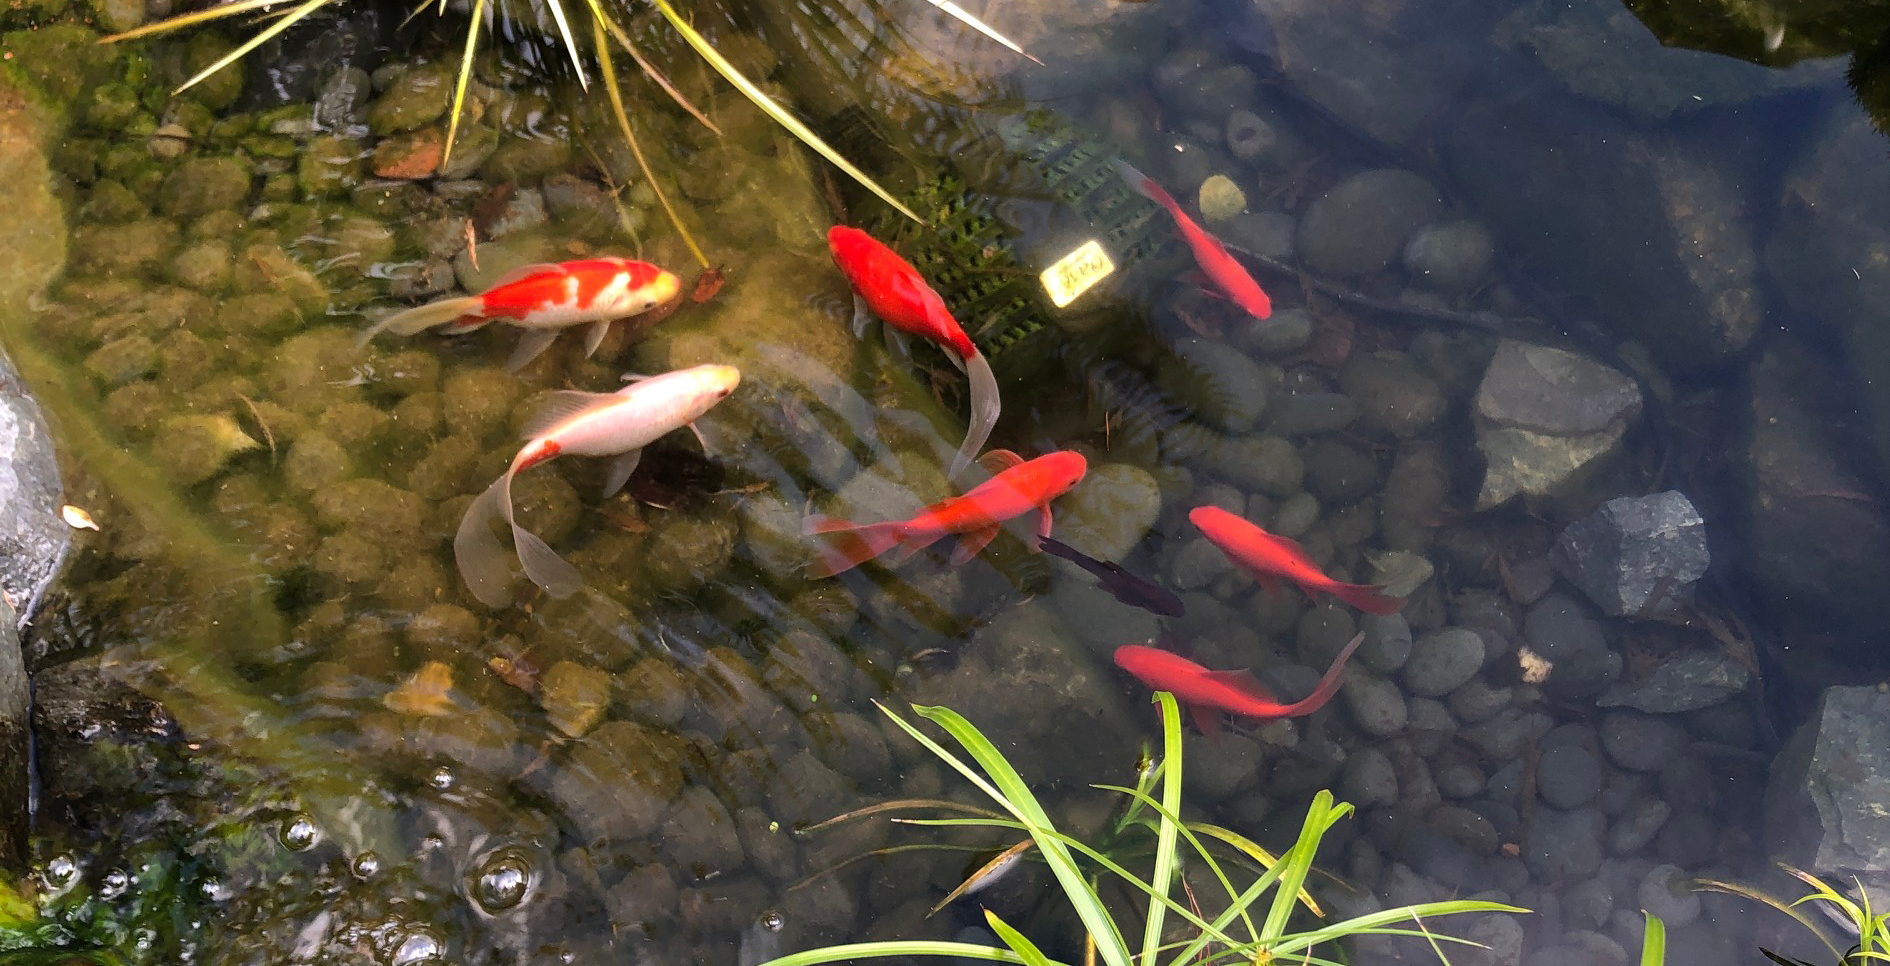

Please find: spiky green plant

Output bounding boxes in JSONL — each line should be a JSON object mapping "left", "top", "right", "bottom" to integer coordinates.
{"left": 97, "top": 0, "right": 1037, "bottom": 251}
{"left": 769, "top": 693, "right": 1525, "bottom": 966}
{"left": 1694, "top": 865, "right": 1890, "bottom": 966}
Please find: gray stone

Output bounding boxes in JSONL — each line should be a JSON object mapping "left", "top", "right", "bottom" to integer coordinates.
{"left": 1637, "top": 864, "right": 1701, "bottom": 927}
{"left": 1522, "top": 806, "right": 1607, "bottom": 879}
{"left": 1341, "top": 670, "right": 1408, "bottom": 737}
{"left": 0, "top": 599, "right": 22, "bottom": 865}
{"left": 0, "top": 350, "right": 67, "bottom": 622}
{"left": 1472, "top": 340, "right": 1642, "bottom": 509}
{"left": 1492, "top": 0, "right": 1835, "bottom": 120}
{"left": 1552, "top": 491, "right": 1709, "bottom": 617}
{"left": 1403, "top": 220, "right": 1495, "bottom": 295}
{"left": 1598, "top": 710, "right": 1687, "bottom": 773}
{"left": 1606, "top": 795, "right": 1671, "bottom": 856}
{"left": 1449, "top": 92, "right": 1764, "bottom": 371}
{"left": 1339, "top": 746, "right": 1399, "bottom": 806}
{"left": 1338, "top": 350, "right": 1447, "bottom": 439}
{"left": 1053, "top": 462, "right": 1164, "bottom": 561}
{"left": 1764, "top": 685, "right": 1890, "bottom": 873}
{"left": 1298, "top": 170, "right": 1444, "bottom": 278}
{"left": 1402, "top": 628, "right": 1486, "bottom": 697}
{"left": 1537, "top": 744, "right": 1602, "bottom": 809}
{"left": 1357, "top": 612, "right": 1412, "bottom": 674}
{"left": 1159, "top": 338, "right": 1277, "bottom": 434}
{"left": 313, "top": 67, "right": 372, "bottom": 132}
{"left": 1263, "top": 390, "right": 1358, "bottom": 437}
{"left": 1522, "top": 593, "right": 1619, "bottom": 701}
{"left": 1597, "top": 650, "right": 1748, "bottom": 714}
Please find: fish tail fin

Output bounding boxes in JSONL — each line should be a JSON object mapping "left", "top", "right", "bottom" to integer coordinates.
{"left": 512, "top": 523, "right": 585, "bottom": 599}
{"left": 453, "top": 476, "right": 518, "bottom": 608}
{"left": 804, "top": 515, "right": 905, "bottom": 578}
{"left": 357, "top": 296, "right": 484, "bottom": 348}
{"left": 1283, "top": 632, "right": 1367, "bottom": 717}
{"left": 1329, "top": 581, "right": 1406, "bottom": 615}
{"left": 1111, "top": 157, "right": 1179, "bottom": 211}
{"left": 947, "top": 351, "right": 1002, "bottom": 480}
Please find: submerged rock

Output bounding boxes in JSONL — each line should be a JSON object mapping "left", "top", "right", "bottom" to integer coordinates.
{"left": 1472, "top": 340, "right": 1641, "bottom": 509}
{"left": 1764, "top": 685, "right": 1890, "bottom": 873}
{"left": 1551, "top": 491, "right": 1709, "bottom": 617}
{"left": 0, "top": 351, "right": 68, "bottom": 623}
{"left": 1597, "top": 650, "right": 1748, "bottom": 714}
{"left": 1297, "top": 170, "right": 1444, "bottom": 279}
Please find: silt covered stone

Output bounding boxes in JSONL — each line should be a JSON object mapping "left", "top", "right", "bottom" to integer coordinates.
{"left": 1551, "top": 490, "right": 1708, "bottom": 617}
{"left": 1765, "top": 686, "right": 1890, "bottom": 876}
{"left": 1472, "top": 340, "right": 1641, "bottom": 509}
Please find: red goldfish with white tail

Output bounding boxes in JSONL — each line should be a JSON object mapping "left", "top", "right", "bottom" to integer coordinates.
{"left": 454, "top": 364, "right": 740, "bottom": 607}
{"left": 804, "top": 449, "right": 1086, "bottom": 578}
{"left": 1112, "top": 160, "right": 1272, "bottom": 320}
{"left": 827, "top": 225, "right": 1002, "bottom": 480}
{"left": 359, "top": 258, "right": 682, "bottom": 371}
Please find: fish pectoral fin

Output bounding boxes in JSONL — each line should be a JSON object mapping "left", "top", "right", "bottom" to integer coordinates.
{"left": 583, "top": 320, "right": 611, "bottom": 358}
{"left": 520, "top": 389, "right": 621, "bottom": 439}
{"left": 850, "top": 292, "right": 877, "bottom": 340}
{"left": 505, "top": 328, "right": 562, "bottom": 372}
{"left": 687, "top": 420, "right": 714, "bottom": 456}
{"left": 1202, "top": 669, "right": 1279, "bottom": 704}
{"left": 1187, "top": 702, "right": 1224, "bottom": 742}
{"left": 1034, "top": 502, "right": 1054, "bottom": 541}
{"left": 488, "top": 261, "right": 570, "bottom": 289}
{"left": 949, "top": 523, "right": 1004, "bottom": 566}
{"left": 601, "top": 448, "right": 643, "bottom": 499}
{"left": 881, "top": 324, "right": 914, "bottom": 361}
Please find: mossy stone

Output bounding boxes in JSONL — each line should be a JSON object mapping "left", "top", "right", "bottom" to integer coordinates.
{"left": 316, "top": 399, "right": 394, "bottom": 450}
{"left": 550, "top": 720, "right": 686, "bottom": 844}
{"left": 155, "top": 329, "right": 213, "bottom": 391}
{"left": 326, "top": 213, "right": 399, "bottom": 265}
{"left": 179, "top": 33, "right": 245, "bottom": 110}
{"left": 405, "top": 603, "right": 482, "bottom": 658}
{"left": 86, "top": 0, "right": 146, "bottom": 33}
{"left": 103, "top": 381, "right": 163, "bottom": 435}
{"left": 157, "top": 157, "right": 253, "bottom": 218}
{"left": 311, "top": 531, "right": 385, "bottom": 589}
{"left": 214, "top": 291, "right": 300, "bottom": 339}
{"left": 296, "top": 136, "right": 366, "bottom": 198}
{"left": 617, "top": 657, "right": 690, "bottom": 728}
{"left": 479, "top": 136, "right": 574, "bottom": 183}
{"left": 188, "top": 209, "right": 244, "bottom": 239}
{"left": 2, "top": 24, "right": 112, "bottom": 103}
{"left": 1300, "top": 438, "right": 1381, "bottom": 505}
{"left": 82, "top": 80, "right": 141, "bottom": 133}
{"left": 641, "top": 515, "right": 739, "bottom": 595}
{"left": 539, "top": 661, "right": 613, "bottom": 738}
{"left": 311, "top": 478, "right": 424, "bottom": 539}
{"left": 512, "top": 471, "right": 582, "bottom": 546}
{"left": 406, "top": 433, "right": 483, "bottom": 501}
{"left": 375, "top": 349, "right": 441, "bottom": 397}
{"left": 443, "top": 367, "right": 524, "bottom": 439}
{"left": 160, "top": 99, "right": 216, "bottom": 139}
{"left": 169, "top": 238, "right": 233, "bottom": 292}
{"left": 376, "top": 556, "right": 449, "bottom": 613}
{"left": 388, "top": 391, "right": 445, "bottom": 454}
{"left": 78, "top": 180, "right": 146, "bottom": 224}
{"left": 234, "top": 243, "right": 328, "bottom": 313}
{"left": 283, "top": 432, "right": 352, "bottom": 492}
{"left": 150, "top": 413, "right": 259, "bottom": 485}
{"left": 367, "top": 63, "right": 451, "bottom": 136}
{"left": 83, "top": 334, "right": 157, "bottom": 385}
{"left": 70, "top": 219, "right": 178, "bottom": 277}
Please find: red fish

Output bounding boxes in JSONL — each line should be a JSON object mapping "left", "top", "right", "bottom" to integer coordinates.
{"left": 1114, "top": 632, "right": 1363, "bottom": 737}
{"left": 1190, "top": 505, "right": 1404, "bottom": 614}
{"left": 1112, "top": 160, "right": 1272, "bottom": 320}
{"left": 827, "top": 225, "right": 1001, "bottom": 480}
{"left": 804, "top": 449, "right": 1087, "bottom": 578}
{"left": 359, "top": 258, "right": 682, "bottom": 371}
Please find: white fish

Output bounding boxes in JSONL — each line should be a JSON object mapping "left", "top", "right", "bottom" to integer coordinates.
{"left": 454, "top": 363, "right": 741, "bottom": 607}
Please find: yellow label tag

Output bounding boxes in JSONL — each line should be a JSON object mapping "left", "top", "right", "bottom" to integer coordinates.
{"left": 1040, "top": 239, "right": 1115, "bottom": 308}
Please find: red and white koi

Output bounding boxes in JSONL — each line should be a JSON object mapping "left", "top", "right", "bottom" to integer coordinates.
{"left": 1112, "top": 160, "right": 1273, "bottom": 320}
{"left": 454, "top": 364, "right": 740, "bottom": 607}
{"left": 827, "top": 225, "right": 1001, "bottom": 480}
{"left": 1113, "top": 632, "right": 1363, "bottom": 738}
{"left": 804, "top": 449, "right": 1087, "bottom": 578}
{"left": 1190, "top": 505, "right": 1404, "bottom": 614}
{"left": 359, "top": 258, "right": 683, "bottom": 371}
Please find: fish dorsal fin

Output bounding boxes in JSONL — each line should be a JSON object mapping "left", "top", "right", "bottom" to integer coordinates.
{"left": 1263, "top": 530, "right": 1305, "bottom": 555}
{"left": 520, "top": 390, "right": 620, "bottom": 439}
{"left": 1202, "top": 669, "right": 1278, "bottom": 703}
{"left": 487, "top": 261, "right": 568, "bottom": 291}
{"left": 978, "top": 449, "right": 1025, "bottom": 475}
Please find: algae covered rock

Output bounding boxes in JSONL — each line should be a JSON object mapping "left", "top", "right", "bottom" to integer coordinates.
{"left": 538, "top": 661, "right": 612, "bottom": 738}
{"left": 549, "top": 719, "right": 687, "bottom": 844}
{"left": 1052, "top": 461, "right": 1163, "bottom": 561}
{"left": 368, "top": 62, "right": 451, "bottom": 135}
{"left": 158, "top": 157, "right": 253, "bottom": 219}
{"left": 150, "top": 413, "right": 258, "bottom": 485}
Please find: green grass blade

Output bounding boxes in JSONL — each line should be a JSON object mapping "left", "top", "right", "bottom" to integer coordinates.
{"left": 897, "top": 703, "right": 1135, "bottom": 966}
{"left": 986, "top": 909, "right": 1067, "bottom": 966}
{"left": 1259, "top": 791, "right": 1350, "bottom": 942}
{"left": 442, "top": 0, "right": 485, "bottom": 171}
{"left": 646, "top": 0, "right": 923, "bottom": 224}
{"left": 918, "top": 0, "right": 1041, "bottom": 64}
{"left": 1269, "top": 900, "right": 1529, "bottom": 957}
{"left": 1010, "top": 819, "right": 1249, "bottom": 951}
{"left": 1695, "top": 877, "right": 1843, "bottom": 959}
{"left": 589, "top": 15, "right": 709, "bottom": 269}
{"left": 585, "top": 1, "right": 722, "bottom": 134}
{"left": 756, "top": 939, "right": 1030, "bottom": 966}
{"left": 541, "top": 0, "right": 589, "bottom": 88}
{"left": 99, "top": 0, "right": 298, "bottom": 43}
{"left": 1640, "top": 911, "right": 1667, "bottom": 966}
{"left": 1139, "top": 692, "right": 1184, "bottom": 966}
{"left": 169, "top": 0, "right": 332, "bottom": 94}
{"left": 1187, "top": 821, "right": 1323, "bottom": 917}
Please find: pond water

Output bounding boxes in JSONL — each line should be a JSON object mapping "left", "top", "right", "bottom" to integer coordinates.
{"left": 0, "top": 0, "right": 1887, "bottom": 963}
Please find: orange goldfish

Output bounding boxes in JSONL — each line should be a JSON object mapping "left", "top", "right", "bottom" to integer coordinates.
{"left": 827, "top": 225, "right": 1001, "bottom": 480}
{"left": 804, "top": 449, "right": 1087, "bottom": 578}
{"left": 1113, "top": 632, "right": 1363, "bottom": 737}
{"left": 455, "top": 364, "right": 739, "bottom": 607}
{"left": 1113, "top": 160, "right": 1272, "bottom": 320}
{"left": 359, "top": 258, "right": 682, "bottom": 371}
{"left": 1190, "top": 505, "right": 1404, "bottom": 614}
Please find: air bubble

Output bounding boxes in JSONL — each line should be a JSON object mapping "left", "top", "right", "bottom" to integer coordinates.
{"left": 760, "top": 910, "right": 786, "bottom": 932}
{"left": 352, "top": 852, "right": 382, "bottom": 879}
{"left": 470, "top": 849, "right": 533, "bottom": 912}
{"left": 427, "top": 767, "right": 454, "bottom": 791}
{"left": 390, "top": 929, "right": 444, "bottom": 966}
{"left": 41, "top": 854, "right": 78, "bottom": 891}
{"left": 280, "top": 815, "right": 319, "bottom": 851}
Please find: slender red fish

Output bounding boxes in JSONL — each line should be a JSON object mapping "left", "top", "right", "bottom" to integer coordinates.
{"left": 827, "top": 225, "right": 1001, "bottom": 480}
{"left": 804, "top": 449, "right": 1087, "bottom": 578}
{"left": 1190, "top": 505, "right": 1404, "bottom": 614}
{"left": 359, "top": 257, "right": 682, "bottom": 371}
{"left": 1112, "top": 160, "right": 1271, "bottom": 320}
{"left": 1114, "top": 632, "right": 1364, "bottom": 738}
